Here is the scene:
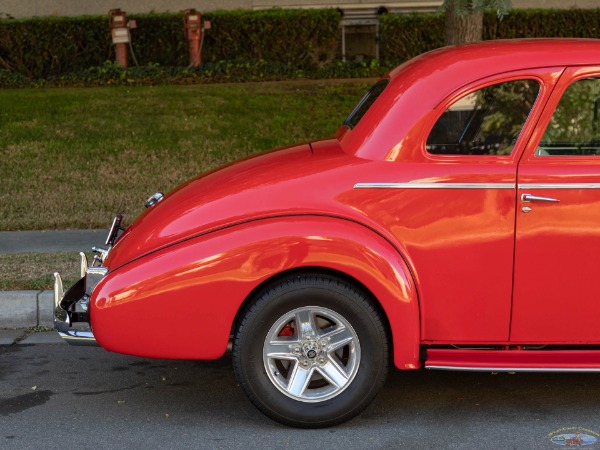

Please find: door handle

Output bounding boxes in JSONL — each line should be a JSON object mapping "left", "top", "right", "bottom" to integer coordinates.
{"left": 521, "top": 193, "right": 560, "bottom": 203}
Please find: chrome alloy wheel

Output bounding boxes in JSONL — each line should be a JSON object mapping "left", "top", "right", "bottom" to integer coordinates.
{"left": 263, "top": 306, "right": 361, "bottom": 403}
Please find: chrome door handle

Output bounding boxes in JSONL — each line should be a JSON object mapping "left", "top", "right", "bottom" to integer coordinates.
{"left": 521, "top": 193, "right": 560, "bottom": 203}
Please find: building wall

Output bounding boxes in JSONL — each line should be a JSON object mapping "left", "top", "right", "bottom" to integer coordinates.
{"left": 2, "top": 0, "right": 599, "bottom": 19}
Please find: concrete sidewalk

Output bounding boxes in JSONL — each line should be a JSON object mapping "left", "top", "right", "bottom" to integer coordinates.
{"left": 0, "top": 229, "right": 107, "bottom": 331}
{"left": 0, "top": 329, "right": 65, "bottom": 345}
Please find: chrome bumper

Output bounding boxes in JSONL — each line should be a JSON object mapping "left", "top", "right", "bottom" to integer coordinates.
{"left": 53, "top": 253, "right": 107, "bottom": 346}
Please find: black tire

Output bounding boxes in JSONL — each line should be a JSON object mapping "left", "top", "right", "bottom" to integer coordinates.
{"left": 232, "top": 273, "right": 388, "bottom": 428}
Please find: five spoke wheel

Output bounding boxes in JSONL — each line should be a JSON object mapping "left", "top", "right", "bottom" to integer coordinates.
{"left": 263, "top": 306, "right": 361, "bottom": 402}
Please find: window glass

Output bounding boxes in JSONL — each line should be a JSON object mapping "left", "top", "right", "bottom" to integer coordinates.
{"left": 427, "top": 80, "right": 540, "bottom": 156}
{"left": 537, "top": 78, "right": 600, "bottom": 156}
{"left": 343, "top": 79, "right": 389, "bottom": 129}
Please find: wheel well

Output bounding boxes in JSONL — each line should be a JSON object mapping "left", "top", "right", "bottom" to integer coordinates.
{"left": 231, "top": 266, "right": 393, "bottom": 358}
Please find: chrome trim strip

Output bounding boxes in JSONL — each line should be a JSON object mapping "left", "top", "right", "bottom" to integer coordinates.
{"left": 519, "top": 183, "right": 600, "bottom": 189}
{"left": 57, "top": 329, "right": 98, "bottom": 346}
{"left": 79, "top": 252, "right": 88, "bottom": 278}
{"left": 85, "top": 266, "right": 108, "bottom": 296}
{"left": 355, "top": 182, "right": 600, "bottom": 190}
{"left": 53, "top": 272, "right": 69, "bottom": 329}
{"left": 354, "top": 182, "right": 515, "bottom": 189}
{"left": 426, "top": 365, "right": 600, "bottom": 372}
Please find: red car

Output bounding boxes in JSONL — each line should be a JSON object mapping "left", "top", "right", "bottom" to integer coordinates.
{"left": 54, "top": 38, "right": 600, "bottom": 427}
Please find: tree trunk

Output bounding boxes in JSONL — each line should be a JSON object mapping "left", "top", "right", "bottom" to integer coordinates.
{"left": 445, "top": 0, "right": 484, "bottom": 46}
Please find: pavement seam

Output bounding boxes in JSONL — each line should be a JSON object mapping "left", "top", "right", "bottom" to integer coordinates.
{"left": 11, "top": 329, "right": 31, "bottom": 345}
{"left": 36, "top": 290, "right": 42, "bottom": 326}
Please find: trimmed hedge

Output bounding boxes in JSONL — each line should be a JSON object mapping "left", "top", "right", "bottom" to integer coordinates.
{"left": 1, "top": 8, "right": 600, "bottom": 84}
{"left": 0, "top": 9, "right": 341, "bottom": 79}
{"left": 129, "top": 9, "right": 342, "bottom": 68}
{"left": 0, "top": 60, "right": 387, "bottom": 89}
{"left": 128, "top": 14, "right": 186, "bottom": 67}
{"left": 380, "top": 13, "right": 444, "bottom": 63}
{"left": 202, "top": 9, "right": 340, "bottom": 67}
{"left": 484, "top": 8, "right": 600, "bottom": 39}
{"left": 380, "top": 8, "right": 600, "bottom": 63}
{"left": 0, "top": 15, "right": 110, "bottom": 78}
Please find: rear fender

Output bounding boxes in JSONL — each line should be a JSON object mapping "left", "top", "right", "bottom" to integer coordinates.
{"left": 91, "top": 216, "right": 420, "bottom": 368}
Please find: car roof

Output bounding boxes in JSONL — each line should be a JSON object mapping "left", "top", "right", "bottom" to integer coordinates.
{"left": 389, "top": 38, "right": 600, "bottom": 80}
{"left": 339, "top": 38, "right": 600, "bottom": 161}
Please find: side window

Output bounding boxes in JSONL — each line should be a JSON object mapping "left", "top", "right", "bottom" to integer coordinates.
{"left": 427, "top": 80, "right": 540, "bottom": 156}
{"left": 537, "top": 77, "right": 600, "bottom": 156}
{"left": 343, "top": 79, "right": 389, "bottom": 129}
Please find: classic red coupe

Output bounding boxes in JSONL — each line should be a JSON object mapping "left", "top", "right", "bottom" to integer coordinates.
{"left": 54, "top": 38, "right": 600, "bottom": 427}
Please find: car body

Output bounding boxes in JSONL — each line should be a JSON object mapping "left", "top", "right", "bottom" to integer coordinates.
{"left": 54, "top": 38, "right": 600, "bottom": 427}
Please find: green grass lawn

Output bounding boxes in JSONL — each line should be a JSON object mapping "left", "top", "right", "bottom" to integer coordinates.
{"left": 0, "top": 79, "right": 372, "bottom": 231}
{"left": 0, "top": 79, "right": 372, "bottom": 290}
{"left": 0, "top": 252, "right": 88, "bottom": 291}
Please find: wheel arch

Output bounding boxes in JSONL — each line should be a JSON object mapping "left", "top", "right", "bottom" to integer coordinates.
{"left": 232, "top": 266, "right": 393, "bottom": 353}
{"left": 225, "top": 214, "right": 422, "bottom": 371}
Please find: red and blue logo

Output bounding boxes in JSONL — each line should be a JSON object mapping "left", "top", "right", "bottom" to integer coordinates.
{"left": 549, "top": 428, "right": 599, "bottom": 447}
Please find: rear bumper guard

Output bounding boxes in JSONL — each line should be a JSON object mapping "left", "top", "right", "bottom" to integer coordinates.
{"left": 54, "top": 253, "right": 107, "bottom": 346}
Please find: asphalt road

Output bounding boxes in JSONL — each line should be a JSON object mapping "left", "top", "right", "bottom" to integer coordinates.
{"left": 0, "top": 229, "right": 108, "bottom": 254}
{"left": 1, "top": 343, "right": 600, "bottom": 449}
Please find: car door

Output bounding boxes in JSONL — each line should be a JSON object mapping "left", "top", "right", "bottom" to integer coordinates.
{"left": 511, "top": 67, "right": 600, "bottom": 342}
{"left": 396, "top": 73, "right": 549, "bottom": 342}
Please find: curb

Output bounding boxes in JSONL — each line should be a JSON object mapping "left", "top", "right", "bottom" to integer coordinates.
{"left": 0, "top": 290, "right": 54, "bottom": 328}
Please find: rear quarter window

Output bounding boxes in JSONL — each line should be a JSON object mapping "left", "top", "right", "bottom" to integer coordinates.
{"left": 343, "top": 79, "right": 390, "bottom": 129}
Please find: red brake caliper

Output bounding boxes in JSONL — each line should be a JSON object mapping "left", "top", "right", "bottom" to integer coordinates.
{"left": 278, "top": 322, "right": 295, "bottom": 337}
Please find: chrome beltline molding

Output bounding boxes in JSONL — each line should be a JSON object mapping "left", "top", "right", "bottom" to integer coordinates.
{"left": 354, "top": 182, "right": 516, "bottom": 189}
{"left": 519, "top": 183, "right": 600, "bottom": 189}
{"left": 426, "top": 365, "right": 600, "bottom": 372}
{"left": 355, "top": 182, "right": 600, "bottom": 190}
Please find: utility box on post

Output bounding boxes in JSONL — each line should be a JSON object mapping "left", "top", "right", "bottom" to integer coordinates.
{"left": 183, "top": 9, "right": 206, "bottom": 67}
{"left": 340, "top": 8, "right": 379, "bottom": 62}
{"left": 109, "top": 9, "right": 129, "bottom": 68}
